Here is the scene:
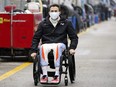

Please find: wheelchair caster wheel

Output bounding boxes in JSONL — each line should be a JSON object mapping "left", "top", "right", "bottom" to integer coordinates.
{"left": 64, "top": 76, "right": 68, "bottom": 86}
{"left": 34, "top": 79, "right": 38, "bottom": 86}
{"left": 34, "top": 77, "right": 38, "bottom": 86}
{"left": 34, "top": 82, "right": 38, "bottom": 86}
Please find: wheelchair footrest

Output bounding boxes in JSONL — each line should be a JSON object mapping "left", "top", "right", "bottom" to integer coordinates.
{"left": 47, "top": 71, "right": 55, "bottom": 77}
{"left": 41, "top": 83, "right": 60, "bottom": 85}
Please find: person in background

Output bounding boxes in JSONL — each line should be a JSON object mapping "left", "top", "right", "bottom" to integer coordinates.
{"left": 24, "top": 0, "right": 40, "bottom": 13}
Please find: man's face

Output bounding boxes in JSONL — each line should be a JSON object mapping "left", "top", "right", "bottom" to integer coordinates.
{"left": 49, "top": 6, "right": 59, "bottom": 12}
{"left": 49, "top": 6, "right": 60, "bottom": 20}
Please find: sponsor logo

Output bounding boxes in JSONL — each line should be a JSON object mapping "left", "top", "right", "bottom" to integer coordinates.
{"left": 0, "top": 18, "right": 3, "bottom": 24}
{"left": 3, "top": 19, "right": 10, "bottom": 22}
{"left": 13, "top": 20, "right": 26, "bottom": 22}
{"left": 0, "top": 18, "right": 26, "bottom": 23}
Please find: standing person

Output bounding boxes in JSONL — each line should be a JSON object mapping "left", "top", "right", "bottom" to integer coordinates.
{"left": 24, "top": 0, "right": 40, "bottom": 13}
{"left": 24, "top": 0, "right": 41, "bottom": 32}
{"left": 24, "top": 0, "right": 31, "bottom": 12}
{"left": 30, "top": 4, "right": 78, "bottom": 83}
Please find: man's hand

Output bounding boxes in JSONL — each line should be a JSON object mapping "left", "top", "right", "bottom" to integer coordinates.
{"left": 69, "top": 49, "right": 75, "bottom": 55}
{"left": 31, "top": 53, "right": 37, "bottom": 59}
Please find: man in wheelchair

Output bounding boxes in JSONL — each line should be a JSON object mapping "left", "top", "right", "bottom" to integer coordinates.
{"left": 30, "top": 4, "right": 78, "bottom": 84}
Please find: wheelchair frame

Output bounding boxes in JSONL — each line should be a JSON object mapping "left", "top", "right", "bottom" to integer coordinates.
{"left": 33, "top": 50, "right": 76, "bottom": 86}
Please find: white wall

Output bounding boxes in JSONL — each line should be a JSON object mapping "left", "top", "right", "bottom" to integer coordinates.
{"left": 88, "top": 0, "right": 100, "bottom": 5}
{"left": 49, "top": 0, "right": 74, "bottom": 10}
{"left": 50, "top": 0, "right": 73, "bottom": 5}
{"left": 50, "top": 0, "right": 64, "bottom": 5}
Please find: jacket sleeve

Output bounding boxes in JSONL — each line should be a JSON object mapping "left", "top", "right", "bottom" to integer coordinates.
{"left": 67, "top": 21, "right": 78, "bottom": 50}
{"left": 30, "top": 22, "right": 43, "bottom": 53}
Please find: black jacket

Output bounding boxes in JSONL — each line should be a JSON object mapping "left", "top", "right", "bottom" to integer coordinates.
{"left": 31, "top": 17, "right": 78, "bottom": 53}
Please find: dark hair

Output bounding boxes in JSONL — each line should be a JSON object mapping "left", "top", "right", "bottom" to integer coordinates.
{"left": 49, "top": 4, "right": 61, "bottom": 11}
{"left": 27, "top": 0, "right": 31, "bottom": 3}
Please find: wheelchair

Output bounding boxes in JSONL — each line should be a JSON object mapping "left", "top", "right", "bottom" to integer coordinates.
{"left": 33, "top": 49, "right": 76, "bottom": 86}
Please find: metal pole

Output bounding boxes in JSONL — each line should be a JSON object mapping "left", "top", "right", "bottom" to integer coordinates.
{"left": 20, "top": 0, "right": 23, "bottom": 10}
{"left": 38, "top": 0, "right": 43, "bottom": 13}
{"left": 10, "top": 2, "right": 14, "bottom": 56}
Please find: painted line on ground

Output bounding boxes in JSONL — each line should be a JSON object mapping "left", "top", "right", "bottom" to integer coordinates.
{"left": 0, "top": 62, "right": 32, "bottom": 81}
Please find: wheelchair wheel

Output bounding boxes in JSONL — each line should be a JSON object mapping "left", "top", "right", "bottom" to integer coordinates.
{"left": 33, "top": 55, "right": 41, "bottom": 86}
{"left": 68, "top": 55, "right": 76, "bottom": 83}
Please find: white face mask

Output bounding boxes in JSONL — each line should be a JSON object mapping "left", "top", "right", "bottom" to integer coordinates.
{"left": 49, "top": 12, "right": 60, "bottom": 20}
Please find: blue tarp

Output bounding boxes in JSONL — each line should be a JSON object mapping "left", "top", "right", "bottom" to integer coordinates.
{"left": 68, "top": 16, "right": 76, "bottom": 30}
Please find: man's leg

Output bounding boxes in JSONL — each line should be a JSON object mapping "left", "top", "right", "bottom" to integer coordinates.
{"left": 51, "top": 43, "right": 66, "bottom": 83}
{"left": 39, "top": 44, "right": 51, "bottom": 83}
{"left": 54, "top": 43, "right": 66, "bottom": 67}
